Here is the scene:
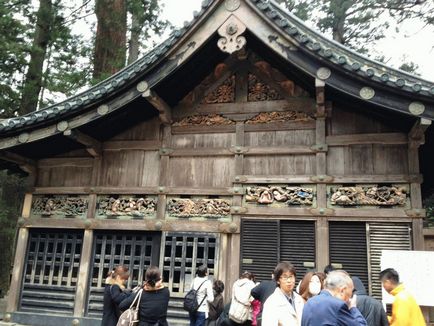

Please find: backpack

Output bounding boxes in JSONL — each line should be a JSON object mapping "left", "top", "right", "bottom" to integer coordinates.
{"left": 116, "top": 289, "right": 143, "bottom": 326}
{"left": 183, "top": 280, "right": 207, "bottom": 313}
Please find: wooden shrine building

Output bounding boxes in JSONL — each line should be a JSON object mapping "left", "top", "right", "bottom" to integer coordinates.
{"left": 1, "top": 0, "right": 433, "bottom": 324}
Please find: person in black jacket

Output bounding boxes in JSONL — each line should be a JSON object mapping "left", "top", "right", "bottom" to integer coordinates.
{"left": 119, "top": 266, "right": 170, "bottom": 326}
{"left": 250, "top": 276, "right": 277, "bottom": 326}
{"left": 352, "top": 276, "right": 389, "bottom": 326}
{"left": 101, "top": 265, "right": 131, "bottom": 326}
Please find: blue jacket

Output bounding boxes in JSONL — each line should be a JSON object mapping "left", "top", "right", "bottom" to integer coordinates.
{"left": 301, "top": 290, "right": 367, "bottom": 326}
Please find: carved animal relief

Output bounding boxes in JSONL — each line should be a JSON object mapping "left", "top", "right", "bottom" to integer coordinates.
{"left": 97, "top": 196, "right": 157, "bottom": 217}
{"left": 167, "top": 198, "right": 231, "bottom": 218}
{"left": 172, "top": 114, "right": 235, "bottom": 127}
{"left": 330, "top": 186, "right": 407, "bottom": 206}
{"left": 245, "top": 186, "right": 315, "bottom": 206}
{"left": 245, "top": 111, "right": 314, "bottom": 124}
{"left": 31, "top": 196, "right": 88, "bottom": 218}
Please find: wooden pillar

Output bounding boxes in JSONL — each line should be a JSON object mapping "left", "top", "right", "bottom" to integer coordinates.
{"left": 316, "top": 217, "right": 329, "bottom": 272}
{"left": 73, "top": 229, "right": 94, "bottom": 317}
{"left": 6, "top": 227, "right": 29, "bottom": 312}
{"left": 408, "top": 118, "right": 431, "bottom": 250}
{"left": 157, "top": 124, "right": 171, "bottom": 220}
{"left": 315, "top": 78, "right": 329, "bottom": 268}
{"left": 7, "top": 193, "right": 33, "bottom": 312}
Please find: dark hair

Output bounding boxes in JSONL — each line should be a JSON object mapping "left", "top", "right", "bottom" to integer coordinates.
{"left": 197, "top": 265, "right": 208, "bottom": 277}
{"left": 380, "top": 268, "right": 399, "bottom": 284}
{"left": 145, "top": 266, "right": 161, "bottom": 287}
{"left": 107, "top": 265, "right": 129, "bottom": 280}
{"left": 324, "top": 264, "right": 335, "bottom": 275}
{"left": 213, "top": 280, "right": 225, "bottom": 294}
{"left": 273, "top": 261, "right": 296, "bottom": 282}
{"left": 240, "top": 271, "right": 255, "bottom": 281}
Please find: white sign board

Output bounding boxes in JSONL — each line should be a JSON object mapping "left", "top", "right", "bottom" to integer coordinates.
{"left": 381, "top": 250, "right": 434, "bottom": 306}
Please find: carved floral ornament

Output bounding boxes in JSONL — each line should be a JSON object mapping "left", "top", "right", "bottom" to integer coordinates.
{"left": 330, "top": 186, "right": 407, "bottom": 206}
{"left": 31, "top": 196, "right": 88, "bottom": 217}
{"left": 97, "top": 196, "right": 156, "bottom": 217}
{"left": 172, "top": 114, "right": 235, "bottom": 127}
{"left": 246, "top": 186, "right": 315, "bottom": 206}
{"left": 167, "top": 198, "right": 231, "bottom": 218}
{"left": 217, "top": 15, "right": 246, "bottom": 54}
{"left": 248, "top": 74, "right": 283, "bottom": 101}
{"left": 245, "top": 111, "right": 314, "bottom": 124}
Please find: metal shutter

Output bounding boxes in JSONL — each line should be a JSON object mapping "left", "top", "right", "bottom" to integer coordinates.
{"left": 329, "top": 222, "right": 369, "bottom": 288}
{"left": 280, "top": 220, "right": 316, "bottom": 277}
{"left": 241, "top": 220, "right": 279, "bottom": 281}
{"left": 368, "top": 223, "right": 412, "bottom": 299}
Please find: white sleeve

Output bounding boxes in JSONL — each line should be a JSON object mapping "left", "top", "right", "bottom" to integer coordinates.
{"left": 206, "top": 280, "right": 214, "bottom": 303}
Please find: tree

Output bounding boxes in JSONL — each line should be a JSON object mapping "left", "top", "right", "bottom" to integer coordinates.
{"left": 277, "top": 0, "right": 434, "bottom": 54}
{"left": 127, "top": 0, "right": 169, "bottom": 64}
{"left": 0, "top": 0, "right": 31, "bottom": 118}
{"left": 93, "top": 0, "right": 127, "bottom": 81}
{"left": 19, "top": 0, "right": 54, "bottom": 115}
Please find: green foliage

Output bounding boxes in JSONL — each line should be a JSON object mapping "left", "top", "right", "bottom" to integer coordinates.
{"left": 277, "top": 0, "right": 434, "bottom": 55}
{"left": 424, "top": 191, "right": 434, "bottom": 227}
{"left": 0, "top": 171, "right": 27, "bottom": 296}
{"left": 0, "top": 1, "right": 31, "bottom": 118}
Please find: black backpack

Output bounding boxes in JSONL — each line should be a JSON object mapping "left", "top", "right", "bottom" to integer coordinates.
{"left": 183, "top": 280, "right": 207, "bottom": 313}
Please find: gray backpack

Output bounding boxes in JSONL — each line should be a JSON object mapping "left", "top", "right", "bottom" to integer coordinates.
{"left": 116, "top": 289, "right": 143, "bottom": 326}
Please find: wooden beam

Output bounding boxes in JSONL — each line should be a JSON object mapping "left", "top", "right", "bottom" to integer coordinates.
{"left": 408, "top": 118, "right": 432, "bottom": 146}
{"left": 143, "top": 89, "right": 172, "bottom": 125}
{"left": 0, "top": 150, "right": 36, "bottom": 174}
{"left": 63, "top": 129, "right": 102, "bottom": 157}
{"left": 326, "top": 133, "right": 408, "bottom": 146}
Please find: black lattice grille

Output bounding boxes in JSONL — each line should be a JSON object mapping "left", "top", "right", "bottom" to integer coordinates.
{"left": 161, "top": 233, "right": 218, "bottom": 296}
{"left": 241, "top": 219, "right": 316, "bottom": 282}
{"left": 20, "top": 229, "right": 83, "bottom": 315}
{"left": 85, "top": 231, "right": 160, "bottom": 317}
{"left": 329, "top": 222, "right": 369, "bottom": 288}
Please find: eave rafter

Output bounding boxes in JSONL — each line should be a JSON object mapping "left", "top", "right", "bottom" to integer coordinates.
{"left": 0, "top": 151, "right": 36, "bottom": 174}
{"left": 408, "top": 118, "right": 432, "bottom": 148}
{"left": 63, "top": 129, "right": 102, "bottom": 157}
{"left": 137, "top": 81, "right": 172, "bottom": 125}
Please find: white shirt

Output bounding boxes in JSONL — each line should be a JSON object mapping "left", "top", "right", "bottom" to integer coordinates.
{"left": 191, "top": 276, "right": 214, "bottom": 317}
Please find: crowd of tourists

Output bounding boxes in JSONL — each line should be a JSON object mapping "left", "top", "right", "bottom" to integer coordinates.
{"left": 101, "top": 262, "right": 426, "bottom": 326}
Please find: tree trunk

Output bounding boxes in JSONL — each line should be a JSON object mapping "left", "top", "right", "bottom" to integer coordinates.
{"left": 330, "top": 0, "right": 349, "bottom": 44}
{"left": 93, "top": 0, "right": 127, "bottom": 80}
{"left": 19, "top": 0, "right": 53, "bottom": 115}
{"left": 128, "top": 12, "right": 140, "bottom": 64}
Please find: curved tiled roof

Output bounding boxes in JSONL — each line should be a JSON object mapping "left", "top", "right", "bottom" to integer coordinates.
{"left": 0, "top": 0, "right": 433, "bottom": 135}
{"left": 256, "top": 0, "right": 434, "bottom": 96}
{"left": 0, "top": 0, "right": 215, "bottom": 134}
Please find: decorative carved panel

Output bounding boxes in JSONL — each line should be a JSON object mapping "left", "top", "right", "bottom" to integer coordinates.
{"left": 329, "top": 186, "right": 408, "bottom": 206}
{"left": 245, "top": 186, "right": 315, "bottom": 206}
{"left": 31, "top": 195, "right": 88, "bottom": 218}
{"left": 203, "top": 75, "right": 236, "bottom": 104}
{"left": 172, "top": 114, "right": 235, "bottom": 127}
{"left": 97, "top": 196, "right": 157, "bottom": 218}
{"left": 167, "top": 198, "right": 231, "bottom": 218}
{"left": 248, "top": 73, "right": 283, "bottom": 101}
{"left": 245, "top": 111, "right": 314, "bottom": 124}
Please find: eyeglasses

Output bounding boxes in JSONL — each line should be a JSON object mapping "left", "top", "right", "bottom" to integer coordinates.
{"left": 280, "top": 275, "right": 295, "bottom": 281}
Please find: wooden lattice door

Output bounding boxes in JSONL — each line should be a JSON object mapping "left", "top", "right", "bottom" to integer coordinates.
{"left": 85, "top": 231, "right": 161, "bottom": 317}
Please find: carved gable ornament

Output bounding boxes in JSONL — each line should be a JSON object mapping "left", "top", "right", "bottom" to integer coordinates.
{"left": 217, "top": 15, "right": 246, "bottom": 54}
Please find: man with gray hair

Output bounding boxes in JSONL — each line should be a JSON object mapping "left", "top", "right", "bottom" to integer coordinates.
{"left": 301, "top": 270, "right": 367, "bottom": 326}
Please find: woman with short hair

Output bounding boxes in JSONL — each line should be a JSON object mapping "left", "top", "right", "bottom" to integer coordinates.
{"left": 298, "top": 272, "right": 325, "bottom": 303}
{"left": 101, "top": 265, "right": 130, "bottom": 326}
{"left": 119, "top": 265, "right": 170, "bottom": 326}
